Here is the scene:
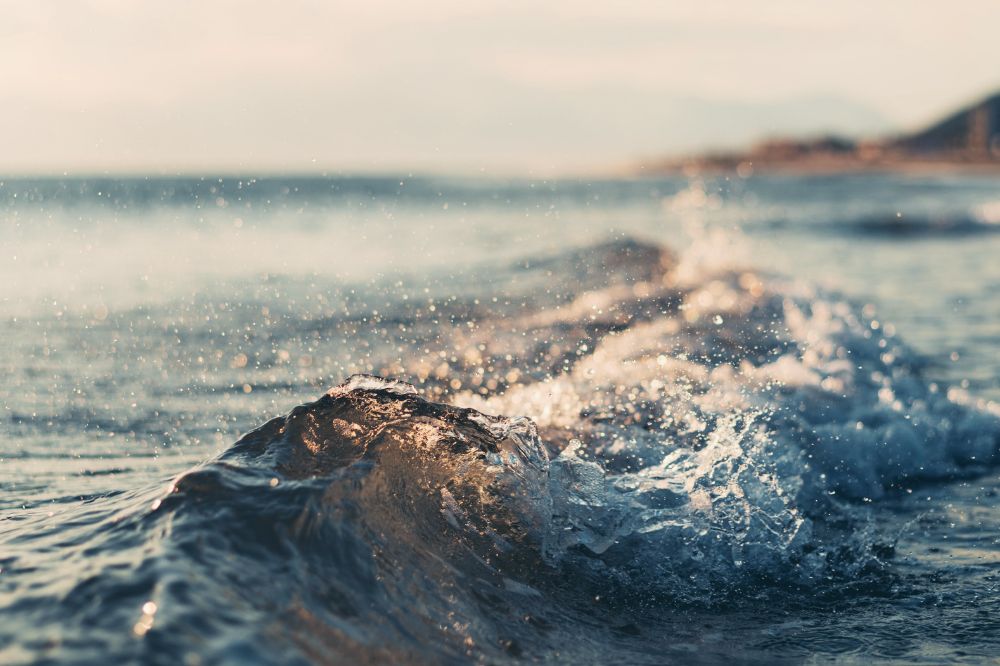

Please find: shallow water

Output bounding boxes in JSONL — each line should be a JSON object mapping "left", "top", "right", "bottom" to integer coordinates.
{"left": 1, "top": 173, "right": 999, "bottom": 664}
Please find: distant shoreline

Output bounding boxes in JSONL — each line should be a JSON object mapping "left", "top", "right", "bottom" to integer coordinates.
{"left": 638, "top": 156, "right": 1000, "bottom": 177}
{"left": 641, "top": 90, "right": 1000, "bottom": 178}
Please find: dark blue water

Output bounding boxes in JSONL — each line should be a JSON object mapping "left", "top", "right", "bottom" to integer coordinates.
{"left": 1, "top": 173, "right": 999, "bottom": 664}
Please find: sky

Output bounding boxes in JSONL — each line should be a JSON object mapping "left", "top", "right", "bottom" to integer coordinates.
{"left": 2, "top": 0, "right": 997, "bottom": 174}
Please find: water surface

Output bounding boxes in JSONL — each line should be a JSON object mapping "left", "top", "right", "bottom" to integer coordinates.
{"left": 2, "top": 173, "right": 999, "bottom": 664}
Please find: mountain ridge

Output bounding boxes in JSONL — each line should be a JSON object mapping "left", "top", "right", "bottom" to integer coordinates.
{"left": 642, "top": 90, "right": 1000, "bottom": 174}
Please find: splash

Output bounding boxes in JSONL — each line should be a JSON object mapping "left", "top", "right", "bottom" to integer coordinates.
{"left": 4, "top": 238, "right": 1000, "bottom": 664}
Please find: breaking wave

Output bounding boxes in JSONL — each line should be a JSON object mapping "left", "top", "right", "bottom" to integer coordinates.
{"left": 4, "top": 238, "right": 1000, "bottom": 664}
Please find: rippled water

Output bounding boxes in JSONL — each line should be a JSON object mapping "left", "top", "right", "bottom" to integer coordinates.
{"left": 1, "top": 173, "right": 999, "bottom": 664}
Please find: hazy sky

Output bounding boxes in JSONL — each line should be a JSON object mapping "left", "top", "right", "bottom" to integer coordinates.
{"left": 2, "top": 1, "right": 997, "bottom": 174}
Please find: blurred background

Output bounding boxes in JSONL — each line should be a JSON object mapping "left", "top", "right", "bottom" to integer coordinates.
{"left": 2, "top": 0, "right": 998, "bottom": 174}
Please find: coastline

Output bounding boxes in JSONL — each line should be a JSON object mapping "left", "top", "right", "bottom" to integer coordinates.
{"left": 635, "top": 155, "right": 1000, "bottom": 178}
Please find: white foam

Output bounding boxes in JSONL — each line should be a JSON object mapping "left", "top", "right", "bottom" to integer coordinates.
{"left": 454, "top": 248, "right": 1000, "bottom": 592}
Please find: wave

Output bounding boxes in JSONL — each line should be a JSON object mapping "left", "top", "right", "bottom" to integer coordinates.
{"left": 842, "top": 212, "right": 1000, "bottom": 237}
{"left": 762, "top": 212, "right": 1000, "bottom": 238}
{"left": 4, "top": 238, "right": 1000, "bottom": 664}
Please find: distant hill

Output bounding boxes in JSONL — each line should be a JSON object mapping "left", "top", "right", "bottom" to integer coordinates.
{"left": 643, "top": 91, "right": 1000, "bottom": 173}
{"left": 892, "top": 93, "right": 1000, "bottom": 157}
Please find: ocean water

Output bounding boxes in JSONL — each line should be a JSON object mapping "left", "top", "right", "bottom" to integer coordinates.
{"left": 1, "top": 172, "right": 999, "bottom": 664}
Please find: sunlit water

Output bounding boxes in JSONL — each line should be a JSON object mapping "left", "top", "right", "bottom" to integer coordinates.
{"left": 1, "top": 173, "right": 999, "bottom": 664}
